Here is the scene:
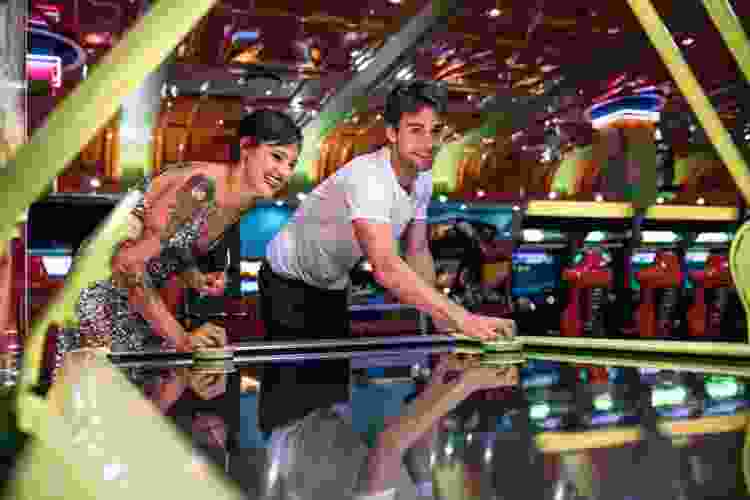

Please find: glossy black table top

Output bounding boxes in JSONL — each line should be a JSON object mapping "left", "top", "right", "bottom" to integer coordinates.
{"left": 69, "top": 336, "right": 749, "bottom": 500}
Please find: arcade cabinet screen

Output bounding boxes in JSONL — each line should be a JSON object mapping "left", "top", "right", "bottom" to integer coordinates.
{"left": 239, "top": 203, "right": 293, "bottom": 296}
{"left": 511, "top": 251, "right": 559, "bottom": 297}
{"left": 629, "top": 250, "right": 656, "bottom": 291}
{"left": 240, "top": 260, "right": 262, "bottom": 295}
{"left": 28, "top": 197, "right": 118, "bottom": 285}
{"left": 28, "top": 198, "right": 116, "bottom": 259}
{"left": 704, "top": 375, "right": 748, "bottom": 415}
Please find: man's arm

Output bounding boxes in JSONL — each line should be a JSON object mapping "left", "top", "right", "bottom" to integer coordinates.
{"left": 402, "top": 220, "right": 436, "bottom": 287}
{"left": 353, "top": 219, "right": 466, "bottom": 329}
{"left": 363, "top": 375, "right": 468, "bottom": 495}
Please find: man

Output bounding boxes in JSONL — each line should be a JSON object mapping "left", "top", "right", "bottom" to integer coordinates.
{"left": 257, "top": 81, "right": 516, "bottom": 435}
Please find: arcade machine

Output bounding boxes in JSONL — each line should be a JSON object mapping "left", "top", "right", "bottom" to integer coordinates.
{"left": 516, "top": 200, "right": 742, "bottom": 343}
{"left": 685, "top": 232, "right": 744, "bottom": 342}
{"left": 26, "top": 193, "right": 122, "bottom": 380}
{"left": 429, "top": 216, "right": 512, "bottom": 315}
{"left": 510, "top": 203, "right": 632, "bottom": 341}
{"left": 507, "top": 226, "right": 568, "bottom": 337}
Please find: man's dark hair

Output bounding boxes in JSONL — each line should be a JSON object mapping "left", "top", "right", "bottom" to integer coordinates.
{"left": 383, "top": 81, "right": 448, "bottom": 128}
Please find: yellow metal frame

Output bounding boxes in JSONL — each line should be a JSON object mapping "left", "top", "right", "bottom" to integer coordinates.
{"left": 519, "top": 336, "right": 750, "bottom": 357}
{"left": 536, "top": 412, "right": 749, "bottom": 453}
{"left": 526, "top": 349, "right": 750, "bottom": 378}
{"left": 525, "top": 200, "right": 738, "bottom": 222}
{"left": 4, "top": 0, "right": 220, "bottom": 435}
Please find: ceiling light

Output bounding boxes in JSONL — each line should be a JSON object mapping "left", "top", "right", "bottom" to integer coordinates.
{"left": 90, "top": 178, "right": 101, "bottom": 188}
{"left": 275, "top": 200, "right": 284, "bottom": 206}
{"left": 439, "top": 195, "right": 448, "bottom": 203}
{"left": 656, "top": 196, "right": 665, "bottom": 204}
{"left": 477, "top": 190, "right": 486, "bottom": 198}
{"left": 488, "top": 8, "right": 501, "bottom": 17}
{"left": 595, "top": 193, "right": 604, "bottom": 202}
{"left": 512, "top": 205, "right": 521, "bottom": 212}
{"left": 682, "top": 37, "right": 695, "bottom": 46}
{"left": 696, "top": 197, "right": 705, "bottom": 205}
{"left": 297, "top": 193, "right": 307, "bottom": 201}
{"left": 460, "top": 204, "right": 467, "bottom": 210}
{"left": 265, "top": 89, "right": 272, "bottom": 95}
{"left": 548, "top": 192, "right": 558, "bottom": 200}
{"left": 388, "top": 0, "right": 402, "bottom": 4}
{"left": 608, "top": 28, "right": 620, "bottom": 34}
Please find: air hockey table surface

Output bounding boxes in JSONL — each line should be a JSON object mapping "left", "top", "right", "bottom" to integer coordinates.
{"left": 94, "top": 335, "right": 750, "bottom": 499}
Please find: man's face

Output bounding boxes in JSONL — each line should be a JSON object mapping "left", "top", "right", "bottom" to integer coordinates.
{"left": 387, "top": 105, "right": 445, "bottom": 172}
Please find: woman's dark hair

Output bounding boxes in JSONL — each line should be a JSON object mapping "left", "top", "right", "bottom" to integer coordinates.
{"left": 237, "top": 109, "right": 303, "bottom": 147}
{"left": 384, "top": 81, "right": 448, "bottom": 128}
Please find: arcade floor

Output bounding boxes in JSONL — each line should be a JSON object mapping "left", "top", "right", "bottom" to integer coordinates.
{"left": 8, "top": 335, "right": 750, "bottom": 500}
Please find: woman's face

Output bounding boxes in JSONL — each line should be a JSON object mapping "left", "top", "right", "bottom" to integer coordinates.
{"left": 240, "top": 139, "right": 300, "bottom": 198}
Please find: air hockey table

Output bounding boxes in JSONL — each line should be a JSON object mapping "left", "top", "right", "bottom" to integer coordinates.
{"left": 91, "top": 335, "right": 750, "bottom": 500}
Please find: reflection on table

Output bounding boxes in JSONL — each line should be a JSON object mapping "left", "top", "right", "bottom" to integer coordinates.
{"left": 26, "top": 338, "right": 750, "bottom": 500}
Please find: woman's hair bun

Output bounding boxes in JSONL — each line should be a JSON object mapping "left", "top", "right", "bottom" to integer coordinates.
{"left": 237, "top": 109, "right": 302, "bottom": 147}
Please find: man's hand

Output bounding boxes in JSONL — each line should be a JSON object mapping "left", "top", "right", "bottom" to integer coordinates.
{"left": 452, "top": 314, "right": 516, "bottom": 342}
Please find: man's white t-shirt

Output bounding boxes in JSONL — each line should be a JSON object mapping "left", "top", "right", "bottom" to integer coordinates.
{"left": 267, "top": 147, "right": 433, "bottom": 290}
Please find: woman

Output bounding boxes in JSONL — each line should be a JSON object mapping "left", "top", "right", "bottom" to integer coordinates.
{"left": 75, "top": 109, "right": 302, "bottom": 353}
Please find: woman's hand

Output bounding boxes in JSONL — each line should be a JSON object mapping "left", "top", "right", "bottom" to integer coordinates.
{"left": 188, "top": 372, "right": 227, "bottom": 401}
{"left": 179, "top": 270, "right": 226, "bottom": 296}
{"left": 187, "top": 323, "right": 228, "bottom": 350}
{"left": 196, "top": 271, "right": 227, "bottom": 296}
